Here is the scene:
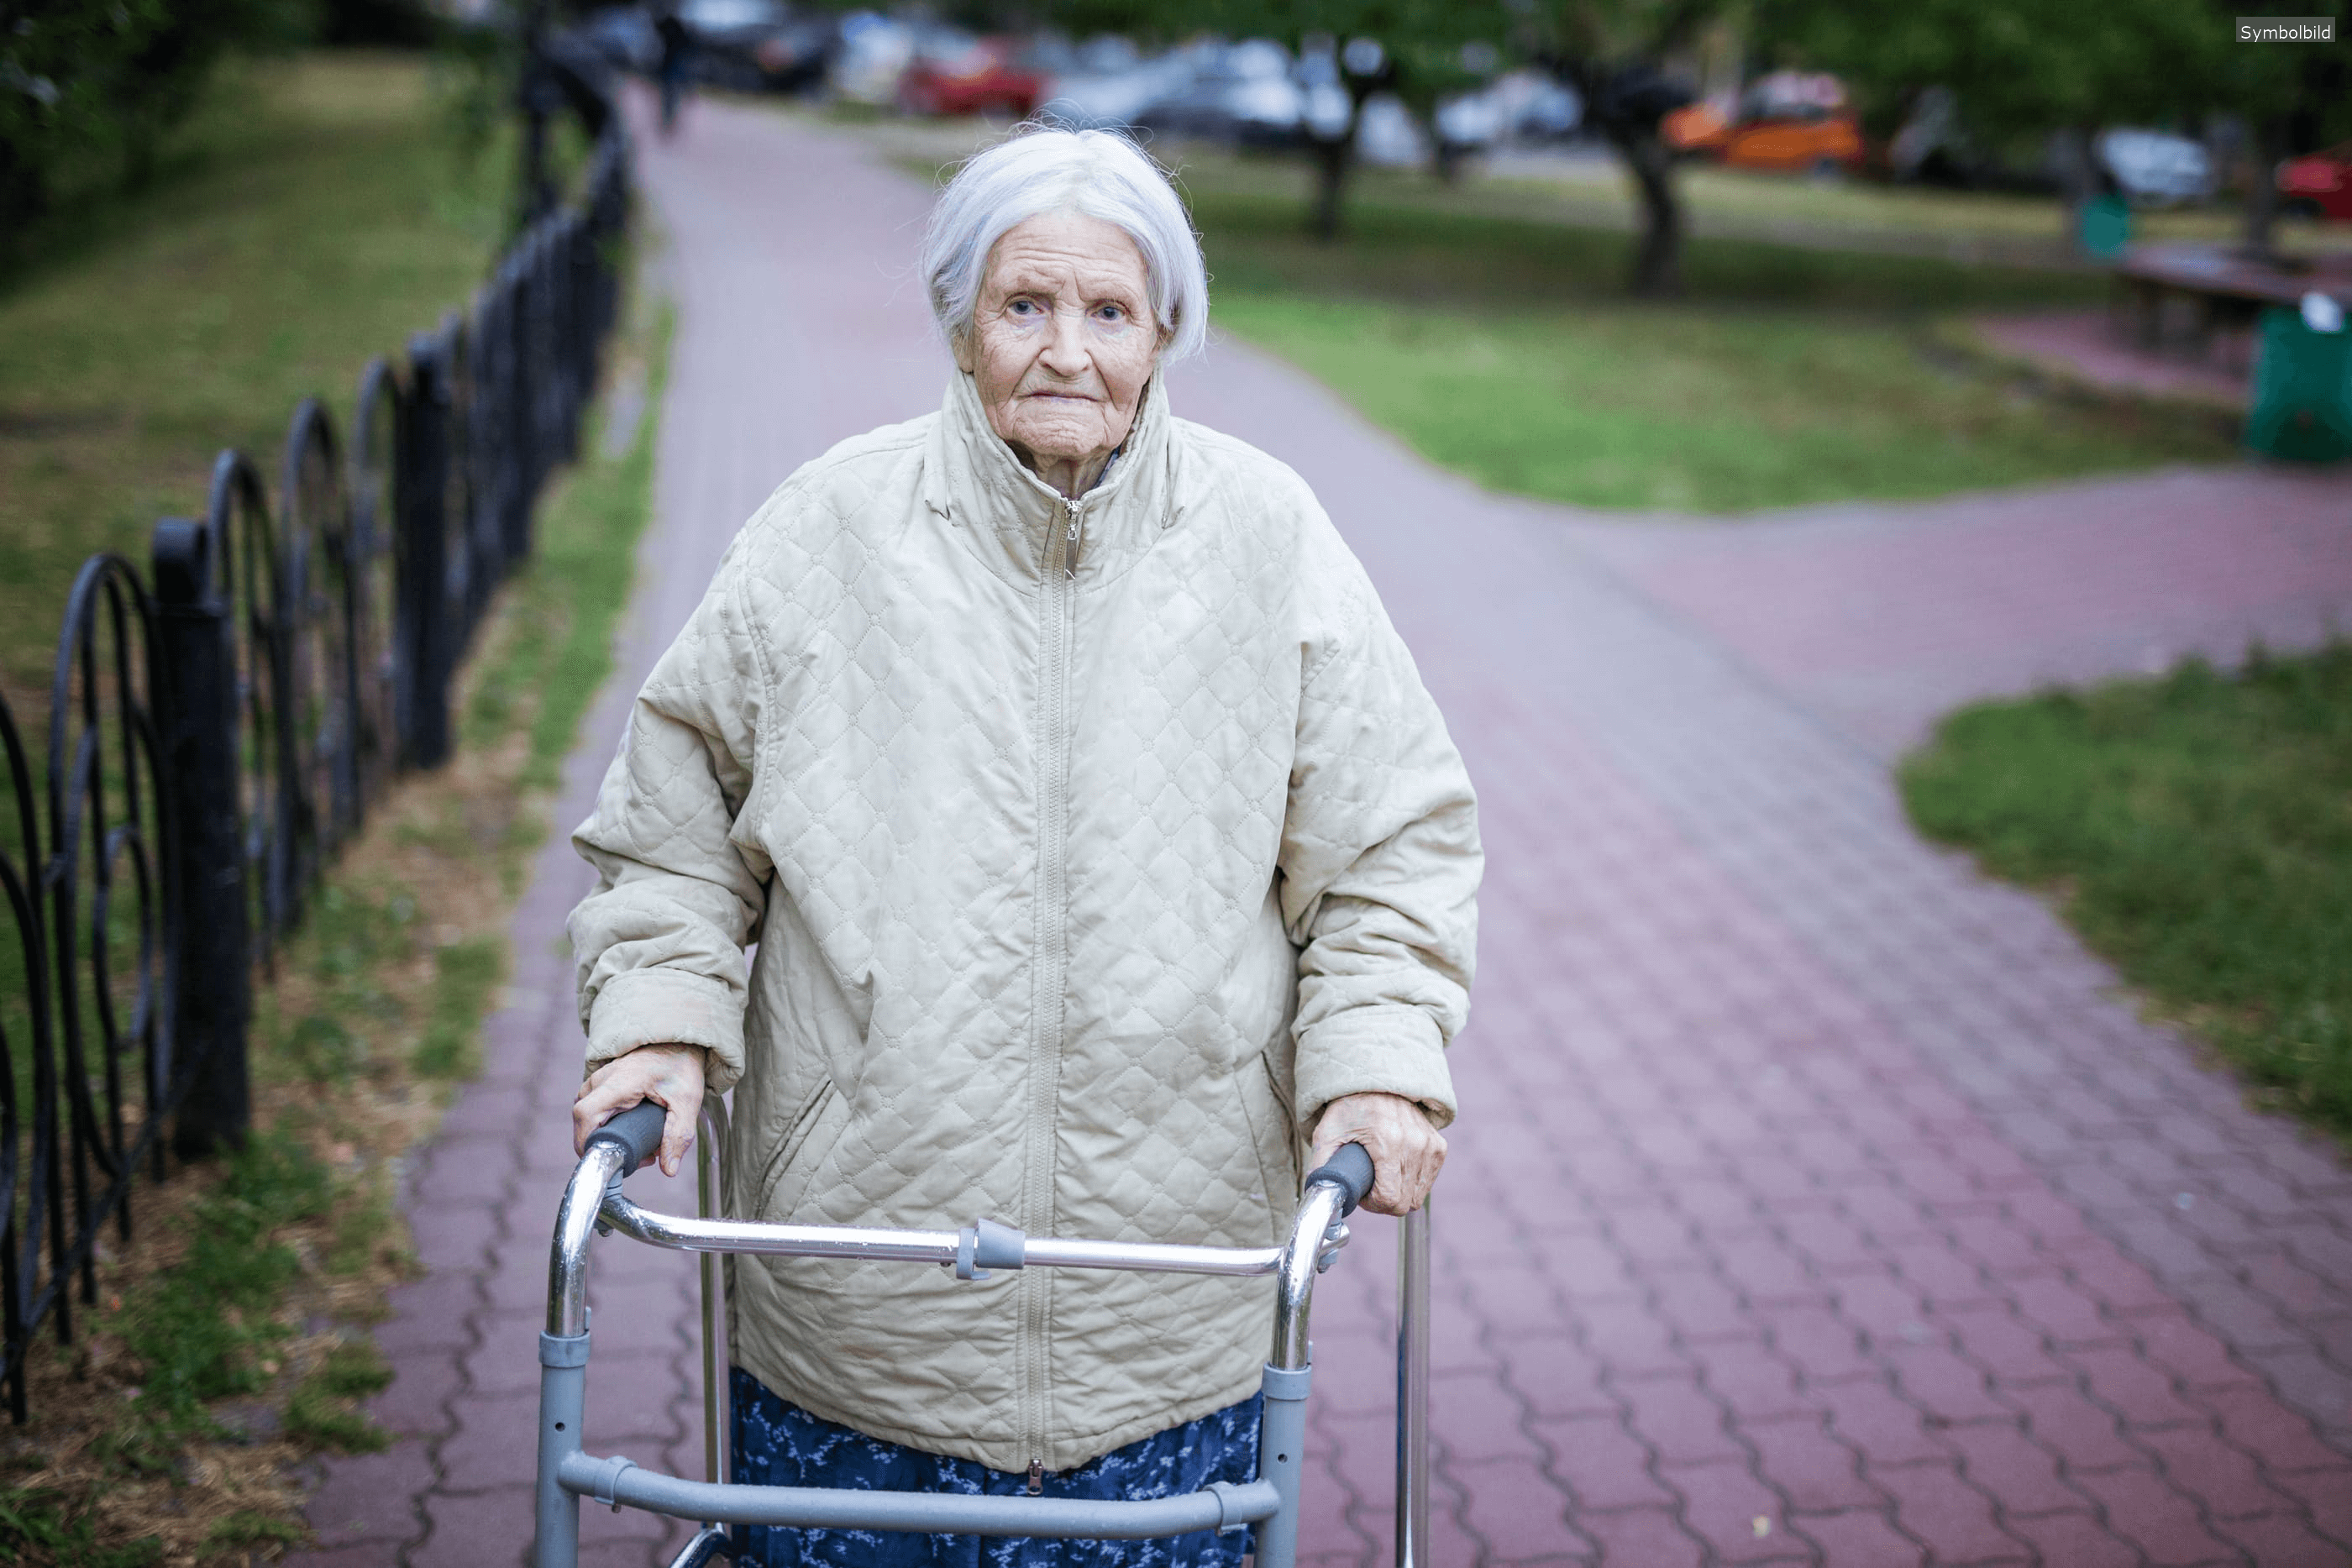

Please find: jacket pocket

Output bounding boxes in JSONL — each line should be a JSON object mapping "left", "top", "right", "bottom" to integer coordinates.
{"left": 753, "top": 1077, "right": 850, "bottom": 1224}
{"left": 1236, "top": 1057, "right": 1300, "bottom": 1245}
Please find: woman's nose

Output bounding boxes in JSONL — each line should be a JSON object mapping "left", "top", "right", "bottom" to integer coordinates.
{"left": 1037, "top": 307, "right": 1089, "bottom": 375}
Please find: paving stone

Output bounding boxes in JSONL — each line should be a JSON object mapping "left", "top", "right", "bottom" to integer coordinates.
{"left": 1657, "top": 1460, "right": 1812, "bottom": 1563}
{"left": 1998, "top": 1508, "right": 2149, "bottom": 1568}
{"left": 2207, "top": 1510, "right": 2352, "bottom": 1566}
{"left": 1572, "top": 1505, "right": 1703, "bottom": 1568}
{"left": 366, "top": 1347, "right": 464, "bottom": 1440}
{"left": 2071, "top": 1466, "right": 2244, "bottom": 1565}
{"left": 1742, "top": 1417, "right": 1878, "bottom": 1513}
{"left": 2133, "top": 1421, "right": 2301, "bottom": 1520}
{"left": 2004, "top": 1382, "right": 2145, "bottom": 1474}
{"left": 1449, "top": 1455, "right": 1582, "bottom": 1559}
{"left": 1885, "top": 1345, "right": 2009, "bottom": 1424}
{"left": 416, "top": 1486, "right": 534, "bottom": 1568}
{"left": 1819, "top": 1380, "right": 1951, "bottom": 1468}
{"left": 1869, "top": 1460, "right": 2029, "bottom": 1564}
{"left": 299, "top": 1439, "right": 431, "bottom": 1547}
{"left": 1616, "top": 1375, "right": 1741, "bottom": 1467}
{"left": 1430, "top": 1371, "right": 1535, "bottom": 1465}
{"left": 438, "top": 1391, "right": 544, "bottom": 1497}
{"left": 1788, "top": 1507, "right": 1924, "bottom": 1566}
{"left": 1942, "top": 1419, "right": 2087, "bottom": 1518}
{"left": 1498, "top": 1337, "right": 1614, "bottom": 1421}
{"left": 2269, "top": 1464, "right": 2352, "bottom": 1549}
{"left": 1530, "top": 1416, "right": 1676, "bottom": 1512}
{"left": 2200, "top": 1387, "right": 2350, "bottom": 1476}
{"left": 2064, "top": 1345, "right": 2208, "bottom": 1431}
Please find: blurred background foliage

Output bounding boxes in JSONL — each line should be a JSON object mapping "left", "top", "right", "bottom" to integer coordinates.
{"left": 0, "top": 0, "right": 442, "bottom": 255}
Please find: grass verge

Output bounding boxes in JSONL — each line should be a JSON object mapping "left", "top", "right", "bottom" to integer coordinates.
{"left": 1901, "top": 644, "right": 2352, "bottom": 1135}
{"left": 0, "top": 51, "right": 511, "bottom": 715}
{"left": 1186, "top": 191, "right": 2237, "bottom": 513}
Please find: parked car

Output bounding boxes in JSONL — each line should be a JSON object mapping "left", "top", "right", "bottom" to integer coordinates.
{"left": 828, "top": 10, "right": 913, "bottom": 104}
{"left": 896, "top": 31, "right": 1047, "bottom": 118}
{"left": 2278, "top": 142, "right": 2352, "bottom": 221}
{"left": 1669, "top": 71, "right": 1863, "bottom": 176}
{"left": 1130, "top": 39, "right": 1300, "bottom": 147}
{"left": 677, "top": 0, "right": 831, "bottom": 93}
{"left": 583, "top": 4, "right": 659, "bottom": 73}
{"left": 2097, "top": 128, "right": 2217, "bottom": 205}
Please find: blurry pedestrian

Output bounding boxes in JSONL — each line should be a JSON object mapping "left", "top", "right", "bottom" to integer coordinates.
{"left": 655, "top": 2, "right": 690, "bottom": 135}
{"left": 570, "top": 124, "right": 1480, "bottom": 1565}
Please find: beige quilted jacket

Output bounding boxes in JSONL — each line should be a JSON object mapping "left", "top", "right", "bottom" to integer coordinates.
{"left": 569, "top": 370, "right": 1479, "bottom": 1476}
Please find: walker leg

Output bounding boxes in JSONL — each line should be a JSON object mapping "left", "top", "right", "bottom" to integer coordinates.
{"left": 1396, "top": 1203, "right": 1431, "bottom": 1568}
{"left": 537, "top": 1340, "right": 590, "bottom": 1568}
{"left": 1254, "top": 1362, "right": 1311, "bottom": 1568}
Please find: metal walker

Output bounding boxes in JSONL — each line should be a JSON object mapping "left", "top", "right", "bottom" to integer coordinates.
{"left": 534, "top": 1099, "right": 1433, "bottom": 1566}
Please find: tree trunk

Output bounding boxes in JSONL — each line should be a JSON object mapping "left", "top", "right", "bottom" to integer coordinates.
{"left": 1310, "top": 136, "right": 1352, "bottom": 241}
{"left": 2048, "top": 126, "right": 2095, "bottom": 250}
{"left": 1609, "top": 125, "right": 1683, "bottom": 296}
{"left": 2243, "top": 115, "right": 2284, "bottom": 259}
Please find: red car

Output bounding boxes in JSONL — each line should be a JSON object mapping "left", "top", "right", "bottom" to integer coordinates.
{"left": 896, "top": 35, "right": 1043, "bottom": 119}
{"left": 2279, "top": 143, "right": 2352, "bottom": 223}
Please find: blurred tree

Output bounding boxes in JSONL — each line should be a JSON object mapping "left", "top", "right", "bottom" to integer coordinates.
{"left": 1195, "top": 0, "right": 1505, "bottom": 239}
{"left": 1509, "top": 0, "right": 1735, "bottom": 297}
{"left": 318, "top": 0, "right": 441, "bottom": 48}
{"left": 1754, "top": 0, "right": 2352, "bottom": 254}
{"left": 0, "top": 0, "right": 308, "bottom": 249}
{"left": 1037, "top": 0, "right": 1504, "bottom": 238}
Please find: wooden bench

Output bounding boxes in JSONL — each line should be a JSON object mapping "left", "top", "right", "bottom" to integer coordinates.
{"left": 2112, "top": 244, "right": 2352, "bottom": 371}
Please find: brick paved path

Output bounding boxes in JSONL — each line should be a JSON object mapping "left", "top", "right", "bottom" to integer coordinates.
{"left": 290, "top": 92, "right": 2352, "bottom": 1566}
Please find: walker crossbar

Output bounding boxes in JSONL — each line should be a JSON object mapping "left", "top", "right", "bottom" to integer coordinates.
{"left": 535, "top": 1099, "right": 1429, "bottom": 1568}
{"left": 557, "top": 1453, "right": 1284, "bottom": 1535}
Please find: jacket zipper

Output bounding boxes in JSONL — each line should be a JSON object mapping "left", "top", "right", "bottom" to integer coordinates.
{"left": 1021, "top": 496, "right": 1079, "bottom": 1479}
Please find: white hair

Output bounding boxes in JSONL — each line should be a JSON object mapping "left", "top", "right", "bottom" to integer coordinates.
{"left": 920, "top": 125, "right": 1210, "bottom": 364}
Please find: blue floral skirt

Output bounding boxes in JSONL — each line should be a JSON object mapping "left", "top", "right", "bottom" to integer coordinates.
{"left": 728, "top": 1366, "right": 1262, "bottom": 1567}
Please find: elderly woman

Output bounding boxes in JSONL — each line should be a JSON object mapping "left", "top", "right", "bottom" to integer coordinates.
{"left": 567, "top": 125, "right": 1479, "bottom": 1566}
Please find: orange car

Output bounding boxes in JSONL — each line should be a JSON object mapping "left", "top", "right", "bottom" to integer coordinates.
{"left": 1667, "top": 73, "right": 1866, "bottom": 175}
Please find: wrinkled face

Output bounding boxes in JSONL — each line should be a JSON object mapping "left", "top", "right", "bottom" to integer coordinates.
{"left": 958, "top": 210, "right": 1163, "bottom": 480}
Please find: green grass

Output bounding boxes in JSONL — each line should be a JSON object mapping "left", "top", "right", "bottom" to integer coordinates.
{"left": 1184, "top": 191, "right": 2236, "bottom": 512}
{"left": 104, "top": 1130, "right": 336, "bottom": 1470}
{"left": 1172, "top": 146, "right": 2352, "bottom": 262}
{"left": 0, "top": 52, "right": 510, "bottom": 711}
{"left": 1901, "top": 645, "right": 2352, "bottom": 1132}
{"left": 0, "top": 1490, "right": 162, "bottom": 1567}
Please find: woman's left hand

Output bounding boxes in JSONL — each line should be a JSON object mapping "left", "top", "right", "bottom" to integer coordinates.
{"left": 1309, "top": 1091, "right": 1446, "bottom": 1216}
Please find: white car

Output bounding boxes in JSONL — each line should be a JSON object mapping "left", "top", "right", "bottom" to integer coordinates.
{"left": 2097, "top": 128, "right": 2217, "bottom": 205}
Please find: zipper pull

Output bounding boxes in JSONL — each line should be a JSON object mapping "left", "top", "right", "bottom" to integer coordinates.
{"left": 1065, "top": 516, "right": 1080, "bottom": 579}
{"left": 1026, "top": 1460, "right": 1045, "bottom": 1496}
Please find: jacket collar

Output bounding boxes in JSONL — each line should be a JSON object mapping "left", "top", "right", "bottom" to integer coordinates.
{"left": 922, "top": 369, "right": 1177, "bottom": 588}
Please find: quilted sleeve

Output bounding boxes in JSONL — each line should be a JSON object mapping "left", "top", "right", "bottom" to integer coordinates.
{"left": 1278, "top": 557, "right": 1482, "bottom": 1134}
{"left": 568, "top": 545, "right": 774, "bottom": 1096}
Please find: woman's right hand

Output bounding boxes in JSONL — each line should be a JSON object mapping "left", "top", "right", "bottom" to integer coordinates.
{"left": 574, "top": 1043, "right": 707, "bottom": 1177}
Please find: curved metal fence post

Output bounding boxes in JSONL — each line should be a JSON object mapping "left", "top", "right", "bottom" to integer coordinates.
{"left": 154, "top": 517, "right": 252, "bottom": 1158}
{"left": 399, "top": 332, "right": 455, "bottom": 768}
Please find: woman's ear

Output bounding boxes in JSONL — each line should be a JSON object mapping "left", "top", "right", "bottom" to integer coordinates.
{"left": 950, "top": 325, "right": 975, "bottom": 375}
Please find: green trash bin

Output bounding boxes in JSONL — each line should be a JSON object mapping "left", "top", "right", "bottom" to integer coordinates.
{"left": 2078, "top": 194, "right": 2131, "bottom": 261}
{"left": 2245, "top": 302, "right": 2352, "bottom": 463}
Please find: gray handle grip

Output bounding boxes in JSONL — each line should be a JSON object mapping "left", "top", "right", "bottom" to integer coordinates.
{"left": 585, "top": 1100, "right": 669, "bottom": 1169}
{"left": 1305, "top": 1141, "right": 1375, "bottom": 1217}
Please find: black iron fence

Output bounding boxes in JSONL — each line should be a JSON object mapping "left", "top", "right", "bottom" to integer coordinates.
{"left": 0, "top": 102, "right": 629, "bottom": 1424}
